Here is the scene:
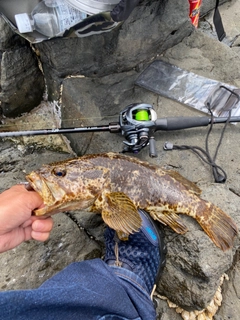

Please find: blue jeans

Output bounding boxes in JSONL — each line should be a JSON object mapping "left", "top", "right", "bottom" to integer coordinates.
{"left": 0, "top": 258, "right": 156, "bottom": 319}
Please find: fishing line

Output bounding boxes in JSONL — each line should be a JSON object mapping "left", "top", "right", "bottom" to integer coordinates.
{"left": 65, "top": 211, "right": 98, "bottom": 242}
{"left": 164, "top": 87, "right": 239, "bottom": 183}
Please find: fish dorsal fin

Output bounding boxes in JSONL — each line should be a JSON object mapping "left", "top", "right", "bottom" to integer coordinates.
{"left": 101, "top": 192, "right": 142, "bottom": 235}
{"left": 162, "top": 169, "right": 202, "bottom": 196}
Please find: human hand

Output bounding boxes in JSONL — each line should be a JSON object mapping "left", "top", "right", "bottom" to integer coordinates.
{"left": 0, "top": 185, "right": 53, "bottom": 253}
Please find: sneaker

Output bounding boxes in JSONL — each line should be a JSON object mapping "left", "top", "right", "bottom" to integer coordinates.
{"left": 104, "top": 209, "right": 167, "bottom": 296}
{"left": 63, "top": 12, "right": 122, "bottom": 38}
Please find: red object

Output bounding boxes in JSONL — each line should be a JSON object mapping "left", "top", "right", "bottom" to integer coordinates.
{"left": 189, "top": 0, "right": 202, "bottom": 27}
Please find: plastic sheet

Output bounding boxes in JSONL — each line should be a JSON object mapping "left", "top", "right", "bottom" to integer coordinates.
{"left": 135, "top": 60, "right": 240, "bottom": 118}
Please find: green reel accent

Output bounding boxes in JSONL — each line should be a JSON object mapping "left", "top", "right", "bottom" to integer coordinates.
{"left": 135, "top": 109, "right": 149, "bottom": 121}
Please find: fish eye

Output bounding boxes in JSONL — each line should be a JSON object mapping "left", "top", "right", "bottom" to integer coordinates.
{"left": 52, "top": 167, "right": 66, "bottom": 177}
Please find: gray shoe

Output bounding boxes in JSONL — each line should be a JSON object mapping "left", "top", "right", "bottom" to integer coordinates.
{"left": 104, "top": 209, "right": 167, "bottom": 296}
{"left": 63, "top": 12, "right": 122, "bottom": 38}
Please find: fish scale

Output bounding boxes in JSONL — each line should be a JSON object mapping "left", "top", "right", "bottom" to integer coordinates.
{"left": 26, "top": 152, "right": 238, "bottom": 251}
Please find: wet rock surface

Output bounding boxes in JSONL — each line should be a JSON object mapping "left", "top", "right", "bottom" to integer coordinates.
{"left": 0, "top": 17, "right": 45, "bottom": 117}
{"left": 1, "top": 0, "right": 240, "bottom": 319}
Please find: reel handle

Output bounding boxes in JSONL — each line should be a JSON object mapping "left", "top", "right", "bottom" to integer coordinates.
{"left": 149, "top": 137, "right": 157, "bottom": 158}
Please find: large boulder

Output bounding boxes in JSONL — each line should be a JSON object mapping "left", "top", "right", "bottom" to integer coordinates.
{"left": 0, "top": 16, "right": 45, "bottom": 117}
{"left": 35, "top": 0, "right": 193, "bottom": 100}
{"left": 0, "top": 0, "right": 228, "bottom": 116}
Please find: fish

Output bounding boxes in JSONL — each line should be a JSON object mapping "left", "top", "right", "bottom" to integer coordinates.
{"left": 26, "top": 152, "right": 238, "bottom": 251}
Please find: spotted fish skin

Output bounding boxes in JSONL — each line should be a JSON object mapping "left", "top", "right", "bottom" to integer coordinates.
{"left": 26, "top": 152, "right": 238, "bottom": 251}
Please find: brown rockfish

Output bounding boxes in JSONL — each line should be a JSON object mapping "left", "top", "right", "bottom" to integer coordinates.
{"left": 26, "top": 152, "right": 238, "bottom": 251}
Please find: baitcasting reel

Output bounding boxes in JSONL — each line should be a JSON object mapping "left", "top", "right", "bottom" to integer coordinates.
{"left": 118, "top": 103, "right": 158, "bottom": 157}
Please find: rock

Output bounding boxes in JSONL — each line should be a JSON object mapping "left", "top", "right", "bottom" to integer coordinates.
{"left": 1, "top": 101, "right": 72, "bottom": 153}
{"left": 214, "top": 250, "right": 240, "bottom": 320}
{"left": 157, "top": 183, "right": 240, "bottom": 311}
{"left": 35, "top": 0, "right": 193, "bottom": 101}
{"left": 0, "top": 45, "right": 45, "bottom": 117}
{"left": 161, "top": 28, "right": 240, "bottom": 86}
{"left": 201, "top": 0, "right": 228, "bottom": 16}
{"left": 0, "top": 14, "right": 22, "bottom": 50}
{"left": 33, "top": 0, "right": 228, "bottom": 101}
{"left": 0, "top": 16, "right": 45, "bottom": 117}
{"left": 61, "top": 71, "right": 144, "bottom": 155}
{"left": 0, "top": 0, "right": 226, "bottom": 116}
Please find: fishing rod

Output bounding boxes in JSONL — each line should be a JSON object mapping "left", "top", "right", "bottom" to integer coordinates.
{"left": 1, "top": 103, "right": 240, "bottom": 158}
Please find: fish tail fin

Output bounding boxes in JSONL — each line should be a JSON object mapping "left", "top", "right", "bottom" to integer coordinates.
{"left": 196, "top": 202, "right": 238, "bottom": 251}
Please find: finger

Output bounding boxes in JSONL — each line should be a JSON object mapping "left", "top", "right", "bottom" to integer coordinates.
{"left": 27, "top": 192, "right": 44, "bottom": 210}
{"left": 13, "top": 184, "right": 44, "bottom": 210}
{"left": 21, "top": 218, "right": 34, "bottom": 228}
{"left": 32, "top": 218, "right": 54, "bottom": 233}
{"left": 22, "top": 216, "right": 51, "bottom": 228}
{"left": 10, "top": 184, "right": 28, "bottom": 192}
{"left": 13, "top": 184, "right": 35, "bottom": 195}
{"left": 31, "top": 230, "right": 51, "bottom": 242}
{"left": 23, "top": 226, "right": 33, "bottom": 241}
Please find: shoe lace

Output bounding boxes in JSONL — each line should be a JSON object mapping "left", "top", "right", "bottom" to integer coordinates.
{"left": 150, "top": 284, "right": 157, "bottom": 301}
{"left": 114, "top": 239, "right": 123, "bottom": 267}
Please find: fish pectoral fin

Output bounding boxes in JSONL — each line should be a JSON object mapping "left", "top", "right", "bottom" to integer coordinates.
{"left": 147, "top": 207, "right": 188, "bottom": 234}
{"left": 101, "top": 192, "right": 142, "bottom": 235}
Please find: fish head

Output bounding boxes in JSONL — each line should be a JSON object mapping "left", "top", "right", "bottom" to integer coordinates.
{"left": 26, "top": 159, "right": 110, "bottom": 216}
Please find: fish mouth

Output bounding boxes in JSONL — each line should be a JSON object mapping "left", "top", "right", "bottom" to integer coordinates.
{"left": 26, "top": 172, "right": 46, "bottom": 195}
{"left": 26, "top": 172, "right": 67, "bottom": 216}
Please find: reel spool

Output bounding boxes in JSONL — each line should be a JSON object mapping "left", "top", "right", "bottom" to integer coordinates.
{"left": 119, "top": 103, "right": 158, "bottom": 157}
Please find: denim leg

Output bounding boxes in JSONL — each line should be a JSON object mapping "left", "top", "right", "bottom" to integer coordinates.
{"left": 0, "top": 259, "right": 156, "bottom": 320}
{"left": 108, "top": 265, "right": 157, "bottom": 320}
